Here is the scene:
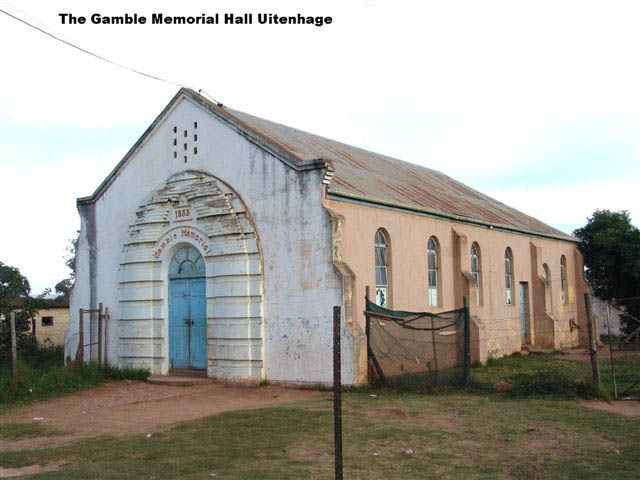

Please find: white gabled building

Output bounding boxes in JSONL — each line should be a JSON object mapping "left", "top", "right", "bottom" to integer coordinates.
{"left": 67, "top": 89, "right": 589, "bottom": 385}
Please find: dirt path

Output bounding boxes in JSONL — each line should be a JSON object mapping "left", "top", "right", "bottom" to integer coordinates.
{"left": 580, "top": 400, "right": 640, "bottom": 417}
{"left": 0, "top": 380, "right": 321, "bottom": 452}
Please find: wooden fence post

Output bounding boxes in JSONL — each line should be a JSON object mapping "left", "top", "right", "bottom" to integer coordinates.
{"left": 98, "top": 303, "right": 103, "bottom": 366}
{"left": 76, "top": 308, "right": 84, "bottom": 364}
{"left": 365, "top": 286, "right": 371, "bottom": 383}
{"left": 10, "top": 311, "right": 17, "bottom": 378}
{"left": 605, "top": 302, "right": 617, "bottom": 399}
{"left": 104, "top": 308, "right": 109, "bottom": 367}
{"left": 584, "top": 293, "right": 600, "bottom": 386}
{"left": 463, "top": 297, "right": 471, "bottom": 386}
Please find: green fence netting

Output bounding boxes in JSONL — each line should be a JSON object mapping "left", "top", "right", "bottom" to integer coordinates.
{"left": 365, "top": 298, "right": 470, "bottom": 387}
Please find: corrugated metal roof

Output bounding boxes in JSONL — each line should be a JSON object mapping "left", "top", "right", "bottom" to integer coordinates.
{"left": 197, "top": 92, "right": 575, "bottom": 242}
{"left": 80, "top": 88, "right": 575, "bottom": 242}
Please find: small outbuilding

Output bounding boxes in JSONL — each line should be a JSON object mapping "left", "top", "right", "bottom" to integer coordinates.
{"left": 66, "top": 89, "right": 590, "bottom": 385}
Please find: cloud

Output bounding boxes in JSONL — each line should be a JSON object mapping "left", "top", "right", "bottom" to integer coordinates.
{"left": 485, "top": 177, "right": 640, "bottom": 234}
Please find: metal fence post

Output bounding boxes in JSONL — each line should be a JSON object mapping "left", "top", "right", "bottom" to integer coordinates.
{"left": 430, "top": 317, "right": 439, "bottom": 384}
{"left": 463, "top": 297, "right": 470, "bottom": 386}
{"left": 10, "top": 311, "right": 17, "bottom": 378}
{"left": 333, "top": 305, "right": 343, "bottom": 480}
{"left": 584, "top": 293, "right": 600, "bottom": 386}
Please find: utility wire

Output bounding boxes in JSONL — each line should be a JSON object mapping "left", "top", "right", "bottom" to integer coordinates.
{"left": 0, "top": 6, "right": 201, "bottom": 92}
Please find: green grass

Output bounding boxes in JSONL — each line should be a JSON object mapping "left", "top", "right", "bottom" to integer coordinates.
{"left": 470, "top": 352, "right": 640, "bottom": 399}
{"left": 0, "top": 421, "right": 64, "bottom": 441}
{"left": 0, "top": 393, "right": 638, "bottom": 479}
{"left": 0, "top": 346, "right": 150, "bottom": 412}
{"left": 361, "top": 352, "right": 638, "bottom": 400}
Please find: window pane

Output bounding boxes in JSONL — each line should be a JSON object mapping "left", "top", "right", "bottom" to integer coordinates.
{"left": 376, "top": 266, "right": 387, "bottom": 286}
{"left": 428, "top": 287, "right": 438, "bottom": 306}
{"left": 376, "top": 287, "right": 387, "bottom": 307}
{"left": 375, "top": 246, "right": 387, "bottom": 267}
{"left": 429, "top": 270, "right": 437, "bottom": 287}
{"left": 428, "top": 251, "right": 436, "bottom": 269}
{"left": 505, "top": 274, "right": 511, "bottom": 289}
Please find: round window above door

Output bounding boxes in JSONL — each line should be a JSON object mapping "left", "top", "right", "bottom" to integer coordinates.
{"left": 169, "top": 247, "right": 205, "bottom": 279}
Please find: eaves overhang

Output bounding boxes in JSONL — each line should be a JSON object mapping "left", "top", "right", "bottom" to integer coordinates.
{"left": 326, "top": 188, "right": 579, "bottom": 244}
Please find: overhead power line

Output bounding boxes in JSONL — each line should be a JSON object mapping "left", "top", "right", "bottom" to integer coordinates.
{"left": 0, "top": 6, "right": 215, "bottom": 97}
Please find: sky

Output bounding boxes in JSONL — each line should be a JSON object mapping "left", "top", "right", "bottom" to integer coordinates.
{"left": 1, "top": 0, "right": 639, "bottom": 295}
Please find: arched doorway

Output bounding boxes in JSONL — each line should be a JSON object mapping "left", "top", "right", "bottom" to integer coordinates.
{"left": 118, "top": 171, "right": 264, "bottom": 379}
{"left": 168, "top": 246, "right": 207, "bottom": 370}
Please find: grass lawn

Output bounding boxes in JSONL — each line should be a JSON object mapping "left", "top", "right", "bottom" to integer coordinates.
{"left": 1, "top": 392, "right": 638, "bottom": 479}
{"left": 471, "top": 352, "right": 640, "bottom": 399}
{"left": 1, "top": 351, "right": 637, "bottom": 479}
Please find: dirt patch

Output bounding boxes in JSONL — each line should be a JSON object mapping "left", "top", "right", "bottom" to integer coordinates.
{"left": 362, "top": 406, "right": 408, "bottom": 418}
{"left": 0, "top": 461, "right": 66, "bottom": 478}
{"left": 400, "top": 409, "right": 461, "bottom": 430}
{"left": 288, "top": 447, "right": 324, "bottom": 462}
{"left": 0, "top": 380, "right": 321, "bottom": 452}
{"left": 562, "top": 349, "right": 640, "bottom": 362}
{"left": 580, "top": 400, "right": 640, "bottom": 417}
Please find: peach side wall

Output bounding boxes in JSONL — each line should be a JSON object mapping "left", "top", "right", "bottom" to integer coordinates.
{"left": 326, "top": 198, "right": 590, "bottom": 363}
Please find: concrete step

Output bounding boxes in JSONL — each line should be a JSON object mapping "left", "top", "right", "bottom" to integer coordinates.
{"left": 147, "top": 375, "right": 214, "bottom": 386}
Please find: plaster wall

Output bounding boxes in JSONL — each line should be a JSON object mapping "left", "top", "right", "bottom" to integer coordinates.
{"left": 30, "top": 308, "right": 69, "bottom": 346}
{"left": 66, "top": 94, "right": 357, "bottom": 384}
{"left": 325, "top": 198, "right": 589, "bottom": 363}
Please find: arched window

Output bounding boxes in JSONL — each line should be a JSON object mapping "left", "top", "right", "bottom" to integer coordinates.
{"left": 560, "top": 255, "right": 568, "bottom": 304}
{"left": 471, "top": 242, "right": 482, "bottom": 305}
{"left": 169, "top": 246, "right": 205, "bottom": 278}
{"left": 374, "top": 229, "right": 390, "bottom": 307}
{"left": 427, "top": 236, "right": 440, "bottom": 307}
{"left": 542, "top": 263, "right": 550, "bottom": 283}
{"left": 504, "top": 247, "right": 514, "bottom": 305}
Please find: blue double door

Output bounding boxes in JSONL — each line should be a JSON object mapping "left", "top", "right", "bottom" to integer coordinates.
{"left": 169, "top": 277, "right": 207, "bottom": 369}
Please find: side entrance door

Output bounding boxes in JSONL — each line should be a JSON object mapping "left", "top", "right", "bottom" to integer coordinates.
{"left": 519, "top": 282, "right": 529, "bottom": 344}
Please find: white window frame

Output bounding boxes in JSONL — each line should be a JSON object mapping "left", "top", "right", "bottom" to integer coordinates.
{"left": 471, "top": 242, "right": 482, "bottom": 306}
{"left": 374, "top": 229, "right": 390, "bottom": 307}
{"left": 427, "top": 236, "right": 440, "bottom": 307}
{"left": 505, "top": 248, "right": 513, "bottom": 305}
{"left": 560, "top": 255, "right": 568, "bottom": 305}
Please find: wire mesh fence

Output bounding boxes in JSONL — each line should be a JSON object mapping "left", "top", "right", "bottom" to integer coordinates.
{"left": 365, "top": 297, "right": 469, "bottom": 387}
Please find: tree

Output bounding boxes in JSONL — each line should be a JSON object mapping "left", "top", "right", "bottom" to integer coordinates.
{"left": 573, "top": 210, "right": 640, "bottom": 335}
{"left": 54, "top": 278, "right": 72, "bottom": 298}
{"left": 0, "top": 261, "right": 39, "bottom": 357}
{"left": 52, "top": 232, "right": 79, "bottom": 300}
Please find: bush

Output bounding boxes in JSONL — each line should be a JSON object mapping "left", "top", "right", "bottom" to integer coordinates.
{"left": 0, "top": 344, "right": 150, "bottom": 408}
